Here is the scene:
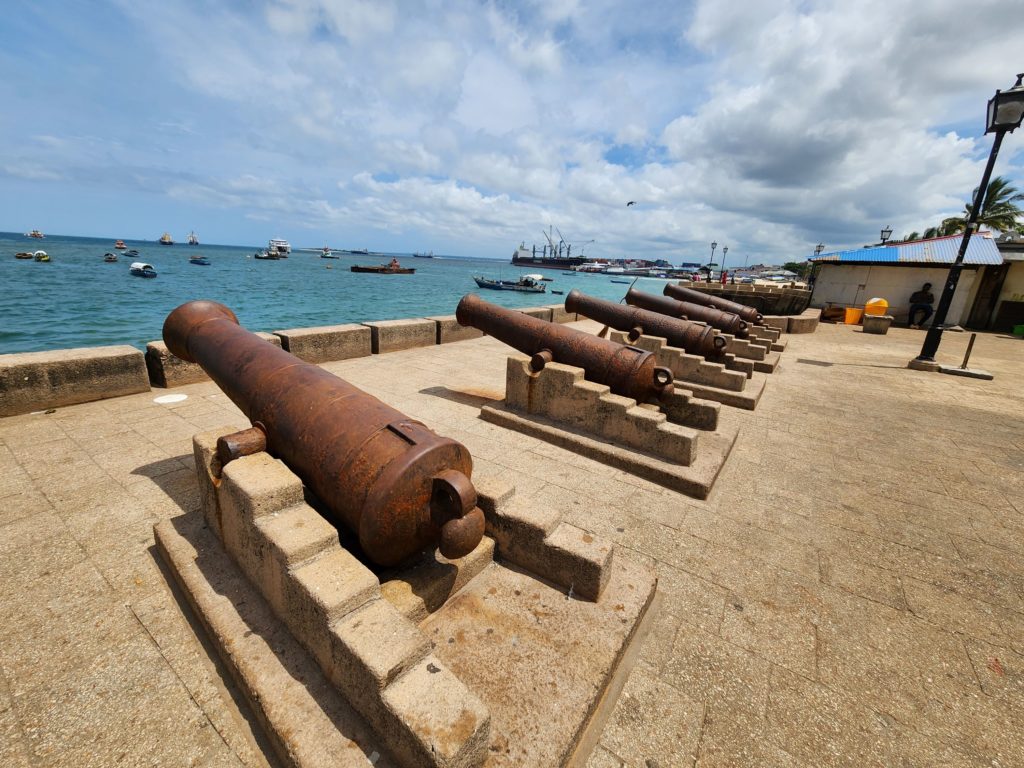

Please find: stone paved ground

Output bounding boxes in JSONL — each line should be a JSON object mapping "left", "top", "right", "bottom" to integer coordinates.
{"left": 1, "top": 320, "right": 1023, "bottom": 767}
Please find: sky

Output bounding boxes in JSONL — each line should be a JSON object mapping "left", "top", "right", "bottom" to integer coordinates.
{"left": 1, "top": 0, "right": 1023, "bottom": 264}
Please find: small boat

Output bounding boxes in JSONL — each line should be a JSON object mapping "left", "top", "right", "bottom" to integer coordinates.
{"left": 187, "top": 231, "right": 199, "bottom": 246}
{"left": 472, "top": 275, "right": 546, "bottom": 293}
{"left": 254, "top": 250, "right": 280, "bottom": 260}
{"left": 125, "top": 249, "right": 140, "bottom": 257}
{"left": 523, "top": 273, "right": 553, "bottom": 282}
{"left": 189, "top": 255, "right": 211, "bottom": 266}
{"left": 27, "top": 229, "right": 44, "bottom": 239}
{"left": 33, "top": 250, "right": 50, "bottom": 262}
{"left": 551, "top": 289, "right": 564, "bottom": 295}
{"left": 15, "top": 252, "right": 33, "bottom": 259}
{"left": 351, "top": 257, "right": 415, "bottom": 275}
{"left": 103, "top": 253, "right": 119, "bottom": 263}
{"left": 114, "top": 240, "right": 127, "bottom": 249}
{"left": 610, "top": 278, "right": 632, "bottom": 284}
{"left": 130, "top": 261, "right": 157, "bottom": 278}
{"left": 321, "top": 247, "right": 338, "bottom": 259}
{"left": 159, "top": 232, "right": 174, "bottom": 245}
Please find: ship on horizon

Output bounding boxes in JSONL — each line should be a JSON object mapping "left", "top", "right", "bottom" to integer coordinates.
{"left": 510, "top": 226, "right": 587, "bottom": 268}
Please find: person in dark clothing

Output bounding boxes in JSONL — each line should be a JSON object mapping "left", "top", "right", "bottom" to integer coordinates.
{"left": 908, "top": 283, "right": 935, "bottom": 328}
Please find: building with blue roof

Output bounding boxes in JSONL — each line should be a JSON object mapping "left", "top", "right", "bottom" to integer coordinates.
{"left": 807, "top": 232, "right": 1015, "bottom": 328}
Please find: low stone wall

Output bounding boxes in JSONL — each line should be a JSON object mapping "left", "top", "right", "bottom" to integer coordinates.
{"left": 0, "top": 345, "right": 149, "bottom": 417}
{"left": 428, "top": 315, "right": 483, "bottom": 344}
{"left": 362, "top": 319, "right": 436, "bottom": 354}
{"left": 547, "top": 304, "right": 577, "bottom": 323}
{"left": 146, "top": 334, "right": 282, "bottom": 388}
{"left": 518, "top": 306, "right": 553, "bottom": 321}
{"left": 275, "top": 324, "right": 372, "bottom": 363}
{"left": 787, "top": 307, "right": 821, "bottom": 334}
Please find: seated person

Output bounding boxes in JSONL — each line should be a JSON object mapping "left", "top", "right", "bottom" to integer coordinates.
{"left": 907, "top": 283, "right": 935, "bottom": 328}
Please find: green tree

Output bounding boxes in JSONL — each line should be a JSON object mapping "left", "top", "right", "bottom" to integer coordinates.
{"left": 936, "top": 175, "right": 1024, "bottom": 234}
{"left": 782, "top": 261, "right": 809, "bottom": 277}
{"left": 900, "top": 231, "right": 921, "bottom": 242}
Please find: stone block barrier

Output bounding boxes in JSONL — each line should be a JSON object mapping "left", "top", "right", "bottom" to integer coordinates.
{"left": 274, "top": 324, "right": 372, "bottom": 363}
{"left": 362, "top": 319, "right": 436, "bottom": 354}
{"left": 428, "top": 315, "right": 484, "bottom": 344}
{"left": 146, "top": 333, "right": 281, "bottom": 388}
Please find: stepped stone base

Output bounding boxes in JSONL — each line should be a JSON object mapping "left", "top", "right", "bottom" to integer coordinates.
{"left": 753, "top": 351, "right": 782, "bottom": 374}
{"left": 155, "top": 426, "right": 655, "bottom": 767}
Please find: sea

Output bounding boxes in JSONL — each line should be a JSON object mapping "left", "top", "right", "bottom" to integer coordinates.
{"left": 1, "top": 233, "right": 665, "bottom": 355}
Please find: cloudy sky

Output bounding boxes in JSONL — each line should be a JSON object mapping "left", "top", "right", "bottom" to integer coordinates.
{"left": 1, "top": 0, "right": 1022, "bottom": 263}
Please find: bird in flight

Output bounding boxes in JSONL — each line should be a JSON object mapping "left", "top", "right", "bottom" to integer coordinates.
{"left": 626, "top": 201, "right": 637, "bottom": 207}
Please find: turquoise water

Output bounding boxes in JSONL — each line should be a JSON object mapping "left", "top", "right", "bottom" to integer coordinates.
{"left": 0, "top": 233, "right": 662, "bottom": 354}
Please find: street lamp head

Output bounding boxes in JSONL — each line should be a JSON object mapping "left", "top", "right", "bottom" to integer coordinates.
{"left": 711, "top": 241, "right": 717, "bottom": 250}
{"left": 987, "top": 73, "right": 1024, "bottom": 134}
{"left": 722, "top": 246, "right": 728, "bottom": 255}
{"left": 880, "top": 226, "right": 893, "bottom": 244}
{"left": 814, "top": 243, "right": 825, "bottom": 256}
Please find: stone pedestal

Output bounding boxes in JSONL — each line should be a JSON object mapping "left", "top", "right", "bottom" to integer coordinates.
{"left": 862, "top": 314, "right": 894, "bottom": 335}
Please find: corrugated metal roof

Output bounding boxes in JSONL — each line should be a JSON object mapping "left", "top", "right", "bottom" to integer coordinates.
{"left": 811, "top": 233, "right": 1003, "bottom": 265}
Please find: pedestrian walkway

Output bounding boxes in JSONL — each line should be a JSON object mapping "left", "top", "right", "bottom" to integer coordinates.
{"left": 1, "top": 321, "right": 1022, "bottom": 766}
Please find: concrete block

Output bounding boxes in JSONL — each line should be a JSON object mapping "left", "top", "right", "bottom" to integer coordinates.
{"left": 381, "top": 655, "right": 491, "bottom": 768}
{"left": 761, "top": 315, "right": 789, "bottom": 332}
{"left": 518, "top": 306, "right": 553, "bottom": 321}
{"left": 257, "top": 504, "right": 340, "bottom": 569}
{"left": 546, "top": 304, "right": 576, "bottom": 323}
{"left": 788, "top": 308, "right": 821, "bottom": 334}
{"left": 145, "top": 334, "right": 280, "bottom": 388}
{"left": 363, "top": 319, "right": 436, "bottom": 354}
{"left": 537, "top": 523, "right": 613, "bottom": 601}
{"left": 220, "top": 453, "right": 305, "bottom": 522}
{"left": 275, "top": 324, "right": 371, "bottom": 363}
{"left": 328, "top": 600, "right": 432, "bottom": 696}
{"left": 428, "top": 315, "right": 483, "bottom": 345}
{"left": 0, "top": 344, "right": 149, "bottom": 417}
{"left": 753, "top": 351, "right": 782, "bottom": 374}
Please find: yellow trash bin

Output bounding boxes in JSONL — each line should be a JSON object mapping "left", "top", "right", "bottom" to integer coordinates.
{"left": 864, "top": 298, "right": 889, "bottom": 316}
{"left": 844, "top": 307, "right": 864, "bottom": 325}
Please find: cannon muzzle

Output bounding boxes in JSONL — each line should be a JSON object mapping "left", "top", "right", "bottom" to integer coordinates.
{"left": 664, "top": 283, "right": 763, "bottom": 324}
{"left": 456, "top": 293, "right": 674, "bottom": 404}
{"left": 164, "top": 300, "right": 484, "bottom": 567}
{"left": 564, "top": 289, "right": 726, "bottom": 357}
{"left": 625, "top": 287, "right": 749, "bottom": 338}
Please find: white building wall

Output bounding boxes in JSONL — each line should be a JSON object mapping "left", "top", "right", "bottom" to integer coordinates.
{"left": 811, "top": 265, "right": 979, "bottom": 324}
{"left": 993, "top": 260, "right": 1024, "bottom": 319}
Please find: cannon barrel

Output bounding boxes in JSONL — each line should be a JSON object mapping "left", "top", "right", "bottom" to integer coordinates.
{"left": 664, "top": 283, "right": 763, "bottom": 324}
{"left": 625, "top": 287, "right": 749, "bottom": 338}
{"left": 455, "top": 293, "right": 674, "bottom": 404}
{"left": 163, "top": 300, "right": 484, "bottom": 567}
{"left": 564, "top": 289, "right": 726, "bottom": 357}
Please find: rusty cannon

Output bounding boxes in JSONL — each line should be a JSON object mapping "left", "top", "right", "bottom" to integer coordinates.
{"left": 456, "top": 293, "right": 675, "bottom": 404}
{"left": 564, "top": 289, "right": 727, "bottom": 358}
{"left": 624, "top": 287, "right": 749, "bottom": 338}
{"left": 163, "top": 300, "right": 484, "bottom": 567}
{"left": 663, "top": 283, "right": 764, "bottom": 324}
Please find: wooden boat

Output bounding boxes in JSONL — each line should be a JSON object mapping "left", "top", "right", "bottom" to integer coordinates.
{"left": 129, "top": 261, "right": 157, "bottom": 278}
{"left": 351, "top": 257, "right": 414, "bottom": 274}
{"left": 103, "top": 253, "right": 119, "bottom": 263}
{"left": 125, "top": 249, "right": 140, "bottom": 257}
{"left": 33, "top": 250, "right": 50, "bottom": 262}
{"left": 472, "top": 275, "right": 546, "bottom": 293}
{"left": 189, "top": 255, "right": 211, "bottom": 266}
{"left": 159, "top": 232, "right": 174, "bottom": 245}
{"left": 254, "top": 250, "right": 280, "bottom": 260}
{"left": 15, "top": 252, "right": 33, "bottom": 259}
{"left": 27, "top": 229, "right": 44, "bottom": 239}
{"left": 114, "top": 240, "right": 127, "bottom": 249}
{"left": 187, "top": 231, "right": 199, "bottom": 246}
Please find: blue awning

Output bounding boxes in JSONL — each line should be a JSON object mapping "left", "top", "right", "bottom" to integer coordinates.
{"left": 811, "top": 233, "right": 1003, "bottom": 266}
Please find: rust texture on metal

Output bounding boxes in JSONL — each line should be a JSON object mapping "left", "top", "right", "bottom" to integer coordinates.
{"left": 625, "top": 287, "right": 749, "bottom": 338}
{"left": 564, "top": 289, "right": 726, "bottom": 357}
{"left": 456, "top": 293, "right": 675, "bottom": 404}
{"left": 664, "top": 283, "right": 764, "bottom": 324}
{"left": 163, "top": 300, "right": 484, "bottom": 567}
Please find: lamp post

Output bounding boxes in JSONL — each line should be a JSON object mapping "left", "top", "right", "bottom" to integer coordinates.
{"left": 880, "top": 226, "right": 893, "bottom": 245}
{"left": 914, "top": 74, "right": 1024, "bottom": 366}
{"left": 721, "top": 246, "right": 728, "bottom": 273}
{"left": 809, "top": 243, "right": 825, "bottom": 294}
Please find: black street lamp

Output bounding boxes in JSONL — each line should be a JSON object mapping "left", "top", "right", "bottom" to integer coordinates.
{"left": 880, "top": 226, "right": 893, "bottom": 244}
{"left": 914, "top": 74, "right": 1024, "bottom": 366}
{"left": 814, "top": 243, "right": 825, "bottom": 257}
{"left": 721, "top": 246, "right": 728, "bottom": 276}
{"left": 708, "top": 241, "right": 717, "bottom": 269}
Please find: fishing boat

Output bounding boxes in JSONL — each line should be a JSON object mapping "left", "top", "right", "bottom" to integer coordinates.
{"left": 189, "top": 255, "right": 211, "bottom": 266}
{"left": 254, "top": 250, "right": 280, "bottom": 260}
{"left": 268, "top": 238, "right": 291, "bottom": 255}
{"left": 351, "top": 257, "right": 415, "bottom": 274}
{"left": 610, "top": 278, "right": 632, "bottom": 284}
{"left": 321, "top": 248, "right": 339, "bottom": 259}
{"left": 124, "top": 249, "right": 140, "bottom": 257}
{"left": 129, "top": 262, "right": 157, "bottom": 278}
{"left": 103, "top": 253, "right": 119, "bottom": 263}
{"left": 15, "top": 252, "right": 33, "bottom": 259}
{"left": 159, "top": 232, "right": 174, "bottom": 245}
{"left": 472, "top": 275, "right": 546, "bottom": 293}
{"left": 187, "top": 231, "right": 199, "bottom": 246}
{"left": 27, "top": 229, "right": 44, "bottom": 239}
{"left": 114, "top": 240, "right": 127, "bottom": 249}
{"left": 33, "top": 250, "right": 50, "bottom": 262}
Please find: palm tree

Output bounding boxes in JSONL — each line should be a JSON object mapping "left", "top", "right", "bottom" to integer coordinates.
{"left": 939, "top": 175, "right": 1024, "bottom": 234}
